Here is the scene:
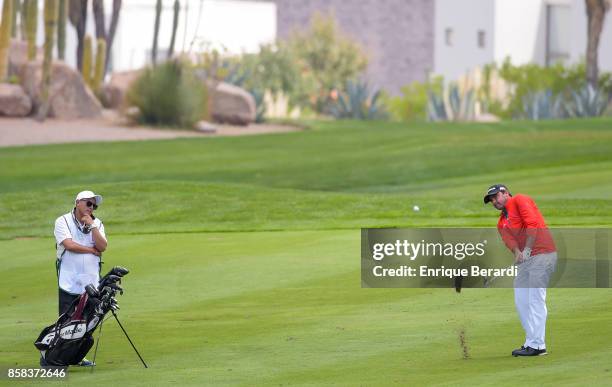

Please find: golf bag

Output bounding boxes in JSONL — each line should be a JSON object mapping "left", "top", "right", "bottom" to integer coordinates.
{"left": 34, "top": 266, "right": 129, "bottom": 366}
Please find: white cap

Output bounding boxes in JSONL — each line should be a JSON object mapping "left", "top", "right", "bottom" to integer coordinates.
{"left": 75, "top": 190, "right": 103, "bottom": 205}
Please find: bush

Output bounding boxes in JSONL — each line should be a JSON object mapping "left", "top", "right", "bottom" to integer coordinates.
{"left": 498, "top": 59, "right": 612, "bottom": 118}
{"left": 126, "top": 60, "right": 207, "bottom": 128}
{"left": 285, "top": 13, "right": 368, "bottom": 113}
{"left": 385, "top": 77, "right": 443, "bottom": 122}
{"left": 326, "top": 80, "right": 387, "bottom": 120}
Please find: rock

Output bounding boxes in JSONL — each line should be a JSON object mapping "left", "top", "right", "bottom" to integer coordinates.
{"left": 100, "top": 70, "right": 143, "bottom": 109}
{"left": 475, "top": 113, "right": 501, "bottom": 123}
{"left": 19, "top": 61, "right": 102, "bottom": 119}
{"left": 208, "top": 81, "right": 256, "bottom": 126}
{"left": 8, "top": 39, "right": 31, "bottom": 78}
{"left": 195, "top": 120, "right": 217, "bottom": 133}
{"left": 0, "top": 83, "right": 32, "bottom": 117}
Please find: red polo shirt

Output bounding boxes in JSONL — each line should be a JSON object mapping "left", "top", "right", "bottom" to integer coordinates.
{"left": 497, "top": 194, "right": 556, "bottom": 255}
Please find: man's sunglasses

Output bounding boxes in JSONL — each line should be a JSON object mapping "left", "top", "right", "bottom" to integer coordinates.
{"left": 82, "top": 200, "right": 98, "bottom": 210}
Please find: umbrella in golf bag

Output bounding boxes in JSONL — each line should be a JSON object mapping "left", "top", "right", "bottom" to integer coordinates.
{"left": 34, "top": 266, "right": 143, "bottom": 367}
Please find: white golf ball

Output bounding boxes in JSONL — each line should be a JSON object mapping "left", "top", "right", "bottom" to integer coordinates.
{"left": 413, "top": 205, "right": 420, "bottom": 212}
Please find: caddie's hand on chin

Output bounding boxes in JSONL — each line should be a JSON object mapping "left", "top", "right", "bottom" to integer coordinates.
{"left": 81, "top": 214, "right": 94, "bottom": 225}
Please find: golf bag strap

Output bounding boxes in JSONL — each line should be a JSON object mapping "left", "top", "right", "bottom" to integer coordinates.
{"left": 72, "top": 294, "right": 89, "bottom": 321}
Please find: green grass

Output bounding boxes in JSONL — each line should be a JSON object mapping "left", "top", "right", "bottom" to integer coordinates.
{"left": 1, "top": 119, "right": 611, "bottom": 385}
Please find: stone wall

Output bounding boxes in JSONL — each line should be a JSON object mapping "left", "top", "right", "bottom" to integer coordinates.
{"left": 274, "top": 0, "right": 434, "bottom": 95}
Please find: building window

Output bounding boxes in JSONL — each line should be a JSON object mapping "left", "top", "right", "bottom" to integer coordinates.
{"left": 477, "top": 30, "right": 486, "bottom": 48}
{"left": 445, "top": 28, "right": 453, "bottom": 46}
{"left": 546, "top": 4, "right": 570, "bottom": 65}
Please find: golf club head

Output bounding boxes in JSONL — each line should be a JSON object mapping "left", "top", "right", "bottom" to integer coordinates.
{"left": 110, "top": 266, "right": 129, "bottom": 277}
{"left": 108, "top": 282, "right": 123, "bottom": 292}
{"left": 99, "top": 274, "right": 122, "bottom": 290}
{"left": 85, "top": 284, "right": 100, "bottom": 298}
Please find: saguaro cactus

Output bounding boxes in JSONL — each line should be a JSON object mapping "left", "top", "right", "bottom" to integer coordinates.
{"left": 38, "top": 0, "right": 59, "bottom": 121}
{"left": 82, "top": 34, "right": 92, "bottom": 86}
{"left": 20, "top": 0, "right": 28, "bottom": 40}
{"left": 151, "top": 0, "right": 161, "bottom": 65}
{"left": 92, "top": 37, "right": 106, "bottom": 92}
{"left": 0, "top": 0, "right": 13, "bottom": 80}
{"left": 26, "top": 0, "right": 37, "bottom": 60}
{"left": 11, "top": 0, "right": 19, "bottom": 38}
{"left": 56, "top": 0, "right": 66, "bottom": 59}
{"left": 167, "top": 0, "right": 179, "bottom": 59}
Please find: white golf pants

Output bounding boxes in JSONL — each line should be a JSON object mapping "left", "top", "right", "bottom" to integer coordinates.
{"left": 513, "top": 252, "right": 557, "bottom": 350}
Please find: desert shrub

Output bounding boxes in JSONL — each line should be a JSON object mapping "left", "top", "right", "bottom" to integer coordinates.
{"left": 285, "top": 13, "right": 368, "bottom": 113}
{"left": 386, "top": 77, "right": 443, "bottom": 122}
{"left": 326, "top": 80, "right": 388, "bottom": 120}
{"left": 498, "top": 59, "right": 612, "bottom": 118}
{"left": 127, "top": 60, "right": 207, "bottom": 128}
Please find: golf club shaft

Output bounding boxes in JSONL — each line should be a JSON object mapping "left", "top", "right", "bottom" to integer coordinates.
{"left": 90, "top": 316, "right": 105, "bottom": 373}
{"left": 112, "top": 311, "right": 148, "bottom": 368}
{"left": 484, "top": 264, "right": 516, "bottom": 288}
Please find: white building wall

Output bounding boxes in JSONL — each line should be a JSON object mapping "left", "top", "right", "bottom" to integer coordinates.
{"left": 434, "top": 0, "right": 495, "bottom": 81}
{"left": 435, "top": 0, "right": 612, "bottom": 81}
{"left": 494, "top": 0, "right": 548, "bottom": 65}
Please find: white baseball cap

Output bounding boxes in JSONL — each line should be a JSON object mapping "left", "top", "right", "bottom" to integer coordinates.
{"left": 75, "top": 190, "right": 103, "bottom": 205}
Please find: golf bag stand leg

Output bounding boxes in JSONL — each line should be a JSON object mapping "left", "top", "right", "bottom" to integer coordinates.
{"left": 112, "top": 310, "right": 148, "bottom": 368}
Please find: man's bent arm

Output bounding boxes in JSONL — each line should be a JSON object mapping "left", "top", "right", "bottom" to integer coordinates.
{"left": 62, "top": 239, "right": 100, "bottom": 255}
{"left": 91, "top": 228, "right": 107, "bottom": 252}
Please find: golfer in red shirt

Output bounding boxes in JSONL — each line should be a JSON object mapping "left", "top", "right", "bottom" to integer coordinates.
{"left": 484, "top": 184, "right": 557, "bottom": 357}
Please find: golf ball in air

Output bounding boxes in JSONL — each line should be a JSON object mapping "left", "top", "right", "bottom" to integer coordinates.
{"left": 413, "top": 205, "right": 420, "bottom": 212}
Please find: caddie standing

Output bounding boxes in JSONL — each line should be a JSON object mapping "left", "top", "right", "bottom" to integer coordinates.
{"left": 53, "top": 190, "right": 107, "bottom": 367}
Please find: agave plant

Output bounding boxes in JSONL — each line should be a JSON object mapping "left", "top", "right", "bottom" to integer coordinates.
{"left": 427, "top": 83, "right": 475, "bottom": 122}
{"left": 327, "top": 80, "right": 387, "bottom": 120}
{"left": 427, "top": 91, "right": 447, "bottom": 121}
{"left": 519, "top": 90, "right": 565, "bottom": 120}
{"left": 564, "top": 84, "right": 609, "bottom": 118}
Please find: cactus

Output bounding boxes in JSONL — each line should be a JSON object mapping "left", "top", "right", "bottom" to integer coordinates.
{"left": 82, "top": 34, "right": 92, "bottom": 87}
{"left": 20, "top": 0, "right": 28, "bottom": 40}
{"left": 37, "top": 0, "right": 58, "bottom": 121}
{"left": 152, "top": 0, "right": 161, "bottom": 65}
{"left": 11, "top": 0, "right": 19, "bottom": 38}
{"left": 25, "top": 0, "right": 37, "bottom": 60}
{"left": 167, "top": 0, "right": 179, "bottom": 59}
{"left": 92, "top": 38, "right": 106, "bottom": 92}
{"left": 428, "top": 83, "right": 476, "bottom": 122}
{"left": 0, "top": 0, "right": 13, "bottom": 80}
{"left": 56, "top": 0, "right": 66, "bottom": 59}
{"left": 326, "top": 80, "right": 387, "bottom": 120}
{"left": 520, "top": 90, "right": 565, "bottom": 120}
{"left": 565, "top": 84, "right": 609, "bottom": 117}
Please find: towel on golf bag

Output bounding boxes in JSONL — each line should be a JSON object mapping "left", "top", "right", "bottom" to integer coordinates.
{"left": 34, "top": 266, "right": 128, "bottom": 366}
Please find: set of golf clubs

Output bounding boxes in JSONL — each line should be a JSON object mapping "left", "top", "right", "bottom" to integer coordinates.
{"left": 86, "top": 266, "right": 148, "bottom": 369}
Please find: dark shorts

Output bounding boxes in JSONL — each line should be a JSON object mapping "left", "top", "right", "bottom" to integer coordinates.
{"left": 58, "top": 288, "right": 79, "bottom": 316}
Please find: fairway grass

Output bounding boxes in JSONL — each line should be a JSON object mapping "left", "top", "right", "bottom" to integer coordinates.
{"left": 1, "top": 119, "right": 611, "bottom": 385}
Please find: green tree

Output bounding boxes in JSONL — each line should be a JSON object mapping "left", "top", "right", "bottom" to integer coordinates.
{"left": 285, "top": 13, "right": 367, "bottom": 112}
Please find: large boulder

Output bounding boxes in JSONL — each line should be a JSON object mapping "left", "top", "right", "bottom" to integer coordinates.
{"left": 100, "top": 69, "right": 143, "bottom": 109}
{"left": 20, "top": 61, "right": 102, "bottom": 119}
{"left": 7, "top": 39, "right": 32, "bottom": 77}
{"left": 208, "top": 81, "right": 256, "bottom": 126}
{"left": 0, "top": 83, "right": 32, "bottom": 117}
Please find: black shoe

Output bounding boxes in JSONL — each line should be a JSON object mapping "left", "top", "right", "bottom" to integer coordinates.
{"left": 77, "top": 358, "right": 95, "bottom": 367}
{"left": 511, "top": 345, "right": 526, "bottom": 356}
{"left": 512, "top": 346, "right": 547, "bottom": 357}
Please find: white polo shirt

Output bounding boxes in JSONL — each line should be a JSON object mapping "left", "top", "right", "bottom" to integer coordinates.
{"left": 54, "top": 211, "right": 107, "bottom": 295}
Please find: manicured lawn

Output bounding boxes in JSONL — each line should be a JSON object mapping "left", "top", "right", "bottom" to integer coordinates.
{"left": 1, "top": 119, "right": 611, "bottom": 385}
